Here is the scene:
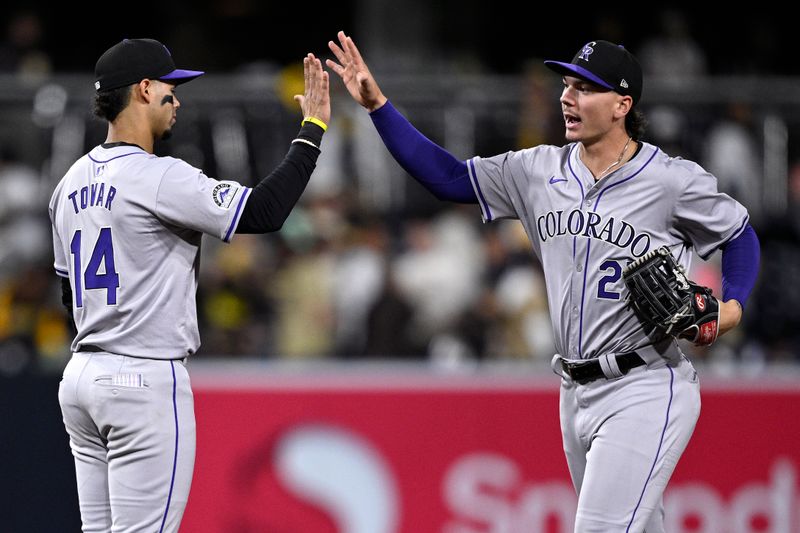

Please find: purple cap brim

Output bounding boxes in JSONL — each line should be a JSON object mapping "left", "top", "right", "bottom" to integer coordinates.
{"left": 159, "top": 69, "right": 205, "bottom": 83}
{"left": 543, "top": 61, "right": 613, "bottom": 90}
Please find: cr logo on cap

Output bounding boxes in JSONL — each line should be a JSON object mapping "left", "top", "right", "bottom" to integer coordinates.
{"left": 578, "top": 42, "right": 596, "bottom": 62}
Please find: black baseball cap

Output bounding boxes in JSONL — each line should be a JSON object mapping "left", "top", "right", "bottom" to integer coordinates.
{"left": 94, "top": 38, "right": 204, "bottom": 92}
{"left": 544, "top": 40, "right": 643, "bottom": 104}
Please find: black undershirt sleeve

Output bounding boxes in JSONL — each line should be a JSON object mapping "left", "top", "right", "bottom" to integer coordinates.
{"left": 236, "top": 122, "right": 325, "bottom": 233}
{"left": 61, "top": 277, "right": 77, "bottom": 336}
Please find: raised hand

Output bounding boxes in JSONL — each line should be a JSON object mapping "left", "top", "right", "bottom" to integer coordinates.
{"left": 326, "top": 31, "right": 387, "bottom": 112}
{"left": 295, "top": 53, "right": 331, "bottom": 126}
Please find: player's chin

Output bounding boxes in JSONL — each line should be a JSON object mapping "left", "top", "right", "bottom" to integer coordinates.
{"left": 160, "top": 127, "right": 173, "bottom": 141}
{"left": 563, "top": 118, "right": 585, "bottom": 141}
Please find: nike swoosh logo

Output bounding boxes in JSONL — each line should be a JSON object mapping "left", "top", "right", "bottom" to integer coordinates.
{"left": 548, "top": 176, "right": 568, "bottom": 184}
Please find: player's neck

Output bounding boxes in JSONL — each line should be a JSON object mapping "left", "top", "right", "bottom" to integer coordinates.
{"left": 105, "top": 117, "right": 155, "bottom": 154}
{"left": 580, "top": 133, "right": 635, "bottom": 181}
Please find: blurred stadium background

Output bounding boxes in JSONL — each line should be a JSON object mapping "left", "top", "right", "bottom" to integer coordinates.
{"left": 1, "top": 3, "right": 799, "bottom": 532}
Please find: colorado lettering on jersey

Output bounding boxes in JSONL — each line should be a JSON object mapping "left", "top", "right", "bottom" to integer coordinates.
{"left": 68, "top": 183, "right": 117, "bottom": 214}
{"left": 536, "top": 209, "right": 651, "bottom": 257}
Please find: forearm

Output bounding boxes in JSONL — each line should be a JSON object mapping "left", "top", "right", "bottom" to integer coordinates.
{"left": 236, "top": 122, "right": 324, "bottom": 233}
{"left": 717, "top": 223, "right": 760, "bottom": 336}
{"left": 61, "top": 277, "right": 77, "bottom": 337}
{"left": 720, "top": 223, "right": 760, "bottom": 306}
{"left": 369, "top": 100, "right": 477, "bottom": 203}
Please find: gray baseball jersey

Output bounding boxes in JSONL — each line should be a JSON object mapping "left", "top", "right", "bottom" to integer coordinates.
{"left": 467, "top": 141, "right": 748, "bottom": 360}
{"left": 468, "top": 140, "right": 747, "bottom": 531}
{"left": 49, "top": 144, "right": 251, "bottom": 358}
{"left": 51, "top": 143, "right": 252, "bottom": 531}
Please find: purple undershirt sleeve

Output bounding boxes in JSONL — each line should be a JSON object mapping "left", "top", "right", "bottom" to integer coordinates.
{"left": 720, "top": 223, "right": 760, "bottom": 307}
{"left": 369, "top": 100, "right": 477, "bottom": 203}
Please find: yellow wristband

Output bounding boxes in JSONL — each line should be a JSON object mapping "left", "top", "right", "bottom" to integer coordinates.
{"left": 302, "top": 116, "right": 328, "bottom": 132}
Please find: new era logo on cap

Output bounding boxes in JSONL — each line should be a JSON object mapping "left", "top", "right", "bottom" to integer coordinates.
{"left": 543, "top": 39, "right": 643, "bottom": 104}
{"left": 94, "top": 38, "right": 204, "bottom": 92}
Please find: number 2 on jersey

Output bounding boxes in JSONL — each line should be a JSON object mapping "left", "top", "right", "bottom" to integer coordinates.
{"left": 70, "top": 228, "right": 120, "bottom": 307}
{"left": 597, "top": 259, "right": 622, "bottom": 300}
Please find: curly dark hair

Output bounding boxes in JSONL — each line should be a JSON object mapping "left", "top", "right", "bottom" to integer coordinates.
{"left": 92, "top": 86, "right": 132, "bottom": 122}
{"left": 625, "top": 108, "right": 647, "bottom": 141}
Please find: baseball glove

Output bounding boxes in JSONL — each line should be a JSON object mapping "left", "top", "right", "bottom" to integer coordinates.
{"left": 622, "top": 246, "right": 719, "bottom": 346}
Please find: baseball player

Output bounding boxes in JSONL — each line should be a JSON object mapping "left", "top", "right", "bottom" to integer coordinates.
{"left": 327, "top": 32, "right": 760, "bottom": 532}
{"left": 50, "top": 38, "right": 329, "bottom": 532}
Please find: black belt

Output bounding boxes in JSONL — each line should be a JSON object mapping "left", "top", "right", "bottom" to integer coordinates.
{"left": 76, "top": 345, "right": 187, "bottom": 362}
{"left": 560, "top": 352, "right": 645, "bottom": 384}
{"left": 77, "top": 344, "right": 105, "bottom": 352}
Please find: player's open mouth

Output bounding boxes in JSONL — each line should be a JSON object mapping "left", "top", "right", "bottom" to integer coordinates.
{"left": 564, "top": 113, "right": 581, "bottom": 129}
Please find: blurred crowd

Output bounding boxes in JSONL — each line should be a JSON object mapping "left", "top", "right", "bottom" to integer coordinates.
{"left": 1, "top": 8, "right": 799, "bottom": 374}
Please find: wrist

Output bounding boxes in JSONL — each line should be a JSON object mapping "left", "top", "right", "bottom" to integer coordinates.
{"left": 366, "top": 94, "right": 388, "bottom": 113}
{"left": 293, "top": 121, "right": 325, "bottom": 150}
{"left": 302, "top": 116, "right": 328, "bottom": 131}
{"left": 719, "top": 299, "right": 743, "bottom": 335}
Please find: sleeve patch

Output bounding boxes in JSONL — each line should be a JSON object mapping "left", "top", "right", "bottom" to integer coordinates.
{"left": 212, "top": 182, "right": 239, "bottom": 209}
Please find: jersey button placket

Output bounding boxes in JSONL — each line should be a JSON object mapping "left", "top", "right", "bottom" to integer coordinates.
{"left": 569, "top": 236, "right": 585, "bottom": 356}
{"left": 570, "top": 204, "right": 592, "bottom": 358}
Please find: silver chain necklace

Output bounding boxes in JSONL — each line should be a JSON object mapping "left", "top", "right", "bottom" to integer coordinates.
{"left": 596, "top": 136, "right": 632, "bottom": 179}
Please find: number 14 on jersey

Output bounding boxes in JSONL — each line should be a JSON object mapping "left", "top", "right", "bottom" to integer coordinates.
{"left": 69, "top": 227, "right": 120, "bottom": 307}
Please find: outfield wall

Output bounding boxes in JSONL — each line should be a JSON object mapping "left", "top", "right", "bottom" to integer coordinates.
{"left": 3, "top": 364, "right": 798, "bottom": 532}
{"left": 184, "top": 363, "right": 800, "bottom": 533}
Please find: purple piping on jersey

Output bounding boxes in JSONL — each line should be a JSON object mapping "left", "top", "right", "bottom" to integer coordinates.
{"left": 729, "top": 215, "right": 749, "bottom": 240}
{"left": 566, "top": 144, "right": 586, "bottom": 202}
{"left": 567, "top": 144, "right": 585, "bottom": 284}
{"left": 593, "top": 147, "right": 660, "bottom": 210}
{"left": 55, "top": 267, "right": 69, "bottom": 277}
{"left": 87, "top": 151, "right": 146, "bottom": 164}
{"left": 701, "top": 215, "right": 750, "bottom": 260}
{"left": 626, "top": 365, "right": 675, "bottom": 532}
{"left": 576, "top": 147, "right": 658, "bottom": 356}
{"left": 577, "top": 239, "right": 593, "bottom": 355}
{"left": 159, "top": 361, "right": 180, "bottom": 533}
{"left": 467, "top": 158, "right": 493, "bottom": 221}
{"left": 223, "top": 187, "right": 251, "bottom": 242}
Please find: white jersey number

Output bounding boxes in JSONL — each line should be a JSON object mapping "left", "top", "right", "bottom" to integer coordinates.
{"left": 69, "top": 227, "right": 120, "bottom": 307}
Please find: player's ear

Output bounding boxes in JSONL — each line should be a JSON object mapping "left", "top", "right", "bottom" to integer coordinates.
{"left": 134, "top": 79, "right": 154, "bottom": 103}
{"left": 615, "top": 95, "right": 633, "bottom": 118}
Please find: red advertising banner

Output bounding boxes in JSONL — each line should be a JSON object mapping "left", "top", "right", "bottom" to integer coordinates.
{"left": 184, "top": 369, "right": 800, "bottom": 533}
